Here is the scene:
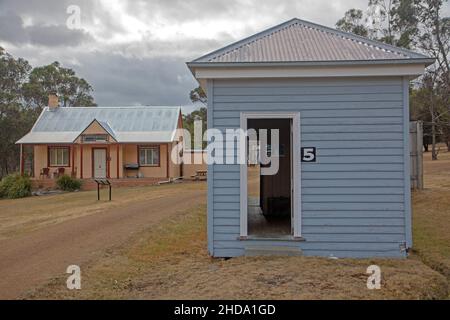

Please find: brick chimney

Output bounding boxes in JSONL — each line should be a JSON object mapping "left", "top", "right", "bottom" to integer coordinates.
{"left": 48, "top": 94, "right": 59, "bottom": 110}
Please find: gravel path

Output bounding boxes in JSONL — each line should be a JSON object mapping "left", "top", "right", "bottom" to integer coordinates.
{"left": 0, "top": 185, "right": 205, "bottom": 299}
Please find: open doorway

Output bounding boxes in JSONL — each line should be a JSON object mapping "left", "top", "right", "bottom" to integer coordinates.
{"left": 247, "top": 118, "right": 292, "bottom": 237}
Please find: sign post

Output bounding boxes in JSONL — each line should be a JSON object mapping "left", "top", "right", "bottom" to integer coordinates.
{"left": 94, "top": 179, "right": 112, "bottom": 201}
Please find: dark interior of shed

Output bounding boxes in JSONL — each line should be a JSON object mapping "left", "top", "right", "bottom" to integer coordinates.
{"left": 247, "top": 118, "right": 292, "bottom": 237}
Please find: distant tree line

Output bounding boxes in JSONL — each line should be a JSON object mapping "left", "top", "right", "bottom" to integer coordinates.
{"left": 336, "top": 0, "right": 449, "bottom": 159}
{"left": 183, "top": 86, "right": 207, "bottom": 149}
{"left": 0, "top": 47, "right": 96, "bottom": 177}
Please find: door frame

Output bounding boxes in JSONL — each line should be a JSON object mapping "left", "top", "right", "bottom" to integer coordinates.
{"left": 239, "top": 112, "right": 301, "bottom": 238}
{"left": 92, "top": 147, "right": 108, "bottom": 178}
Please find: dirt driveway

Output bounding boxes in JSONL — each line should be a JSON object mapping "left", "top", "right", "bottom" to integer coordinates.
{"left": 0, "top": 182, "right": 206, "bottom": 299}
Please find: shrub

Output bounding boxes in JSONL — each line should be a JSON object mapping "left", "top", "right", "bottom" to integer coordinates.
{"left": 56, "top": 175, "right": 82, "bottom": 191}
{"left": 0, "top": 173, "right": 32, "bottom": 199}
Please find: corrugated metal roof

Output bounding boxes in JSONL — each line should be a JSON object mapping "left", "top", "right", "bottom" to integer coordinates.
{"left": 17, "top": 132, "right": 80, "bottom": 144}
{"left": 97, "top": 120, "right": 117, "bottom": 140}
{"left": 17, "top": 106, "right": 181, "bottom": 144}
{"left": 192, "top": 18, "right": 430, "bottom": 63}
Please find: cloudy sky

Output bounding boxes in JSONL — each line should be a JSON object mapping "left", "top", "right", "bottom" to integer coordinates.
{"left": 0, "top": 0, "right": 448, "bottom": 113}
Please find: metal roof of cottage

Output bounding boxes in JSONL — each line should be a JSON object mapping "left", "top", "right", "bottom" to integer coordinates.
{"left": 17, "top": 106, "right": 181, "bottom": 144}
{"left": 189, "top": 18, "right": 433, "bottom": 65}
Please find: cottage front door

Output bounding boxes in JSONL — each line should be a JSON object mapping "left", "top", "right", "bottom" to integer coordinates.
{"left": 93, "top": 148, "right": 107, "bottom": 178}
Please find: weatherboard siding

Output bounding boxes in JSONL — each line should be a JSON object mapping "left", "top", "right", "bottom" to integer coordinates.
{"left": 208, "top": 77, "right": 409, "bottom": 258}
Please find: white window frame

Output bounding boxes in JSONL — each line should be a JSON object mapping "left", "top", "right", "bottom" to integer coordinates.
{"left": 239, "top": 112, "right": 301, "bottom": 238}
{"left": 139, "top": 146, "right": 160, "bottom": 166}
{"left": 49, "top": 147, "right": 69, "bottom": 167}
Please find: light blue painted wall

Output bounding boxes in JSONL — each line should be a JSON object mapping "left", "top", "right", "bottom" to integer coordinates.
{"left": 207, "top": 77, "right": 410, "bottom": 258}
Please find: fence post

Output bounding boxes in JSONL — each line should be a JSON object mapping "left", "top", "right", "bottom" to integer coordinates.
{"left": 416, "top": 121, "right": 423, "bottom": 190}
{"left": 410, "top": 121, "right": 424, "bottom": 190}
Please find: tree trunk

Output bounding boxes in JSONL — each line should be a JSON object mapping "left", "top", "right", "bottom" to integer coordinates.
{"left": 431, "top": 118, "right": 437, "bottom": 160}
{"left": 430, "top": 84, "right": 438, "bottom": 160}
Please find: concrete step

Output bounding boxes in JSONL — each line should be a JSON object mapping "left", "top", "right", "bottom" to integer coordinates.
{"left": 245, "top": 245, "right": 302, "bottom": 257}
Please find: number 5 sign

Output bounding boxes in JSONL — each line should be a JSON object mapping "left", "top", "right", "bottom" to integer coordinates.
{"left": 301, "top": 147, "right": 316, "bottom": 162}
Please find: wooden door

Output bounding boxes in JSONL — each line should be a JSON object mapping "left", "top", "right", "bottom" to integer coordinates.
{"left": 93, "top": 148, "right": 107, "bottom": 178}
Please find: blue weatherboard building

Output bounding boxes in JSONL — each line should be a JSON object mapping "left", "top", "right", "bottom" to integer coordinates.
{"left": 187, "top": 18, "right": 433, "bottom": 258}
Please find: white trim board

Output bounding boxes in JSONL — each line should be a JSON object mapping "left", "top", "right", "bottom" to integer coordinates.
{"left": 207, "top": 79, "right": 214, "bottom": 255}
{"left": 193, "top": 64, "right": 427, "bottom": 80}
{"left": 239, "top": 112, "right": 301, "bottom": 238}
{"left": 403, "top": 77, "right": 413, "bottom": 248}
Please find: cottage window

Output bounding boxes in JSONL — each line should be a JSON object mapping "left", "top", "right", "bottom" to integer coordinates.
{"left": 49, "top": 147, "right": 69, "bottom": 167}
{"left": 82, "top": 134, "right": 108, "bottom": 142}
{"left": 139, "top": 146, "right": 160, "bottom": 166}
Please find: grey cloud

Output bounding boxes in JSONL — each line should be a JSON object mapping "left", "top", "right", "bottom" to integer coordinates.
{"left": 28, "top": 24, "right": 93, "bottom": 47}
{"left": 0, "top": 0, "right": 371, "bottom": 51}
{"left": 124, "top": 0, "right": 236, "bottom": 22}
{"left": 0, "top": 11, "right": 93, "bottom": 47}
{"left": 0, "top": 11, "right": 28, "bottom": 44}
{"left": 0, "top": 0, "right": 97, "bottom": 25}
{"left": 116, "top": 34, "right": 235, "bottom": 61}
{"left": 0, "top": 0, "right": 127, "bottom": 41}
{"left": 70, "top": 52, "right": 198, "bottom": 107}
{"left": 123, "top": 0, "right": 368, "bottom": 31}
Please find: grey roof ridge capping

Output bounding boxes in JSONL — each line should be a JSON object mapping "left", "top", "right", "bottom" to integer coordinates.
{"left": 188, "top": 17, "right": 434, "bottom": 66}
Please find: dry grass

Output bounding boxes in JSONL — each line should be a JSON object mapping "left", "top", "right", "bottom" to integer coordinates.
{"left": 412, "top": 149, "right": 450, "bottom": 281}
{"left": 247, "top": 165, "right": 260, "bottom": 197}
{"left": 0, "top": 182, "right": 201, "bottom": 240}
{"left": 21, "top": 149, "right": 450, "bottom": 300}
{"left": 29, "top": 203, "right": 448, "bottom": 300}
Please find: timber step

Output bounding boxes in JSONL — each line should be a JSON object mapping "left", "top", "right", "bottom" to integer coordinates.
{"left": 244, "top": 245, "right": 303, "bottom": 257}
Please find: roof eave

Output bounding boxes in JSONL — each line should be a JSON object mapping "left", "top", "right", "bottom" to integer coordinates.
{"left": 187, "top": 58, "right": 435, "bottom": 69}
